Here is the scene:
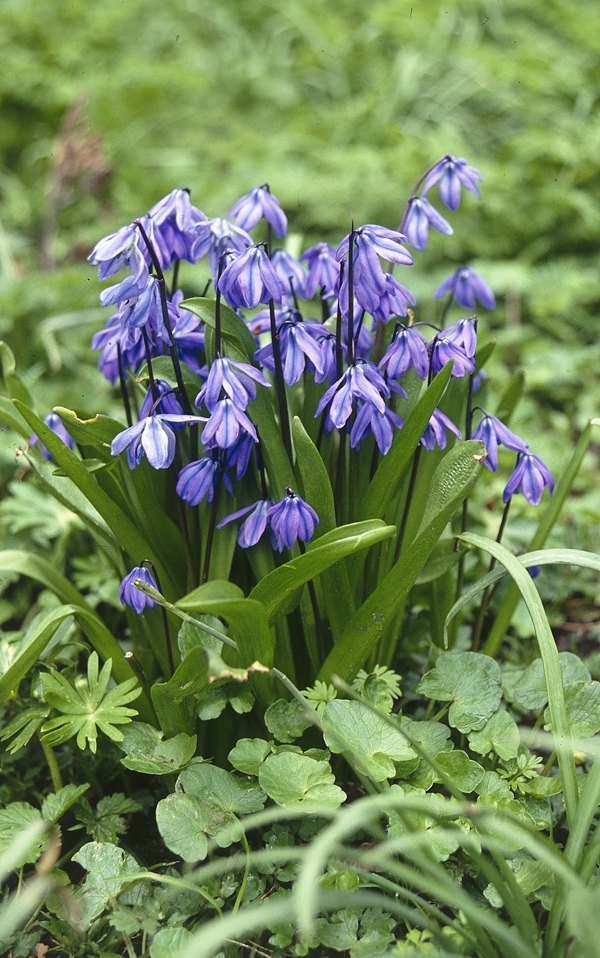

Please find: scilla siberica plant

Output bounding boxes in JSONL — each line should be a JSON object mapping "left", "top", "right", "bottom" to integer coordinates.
{"left": 20, "top": 156, "right": 554, "bottom": 709}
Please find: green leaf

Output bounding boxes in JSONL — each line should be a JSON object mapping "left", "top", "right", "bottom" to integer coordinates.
{"left": 119, "top": 723, "right": 197, "bottom": 775}
{"left": 41, "top": 784, "right": 90, "bottom": 823}
{"left": 178, "top": 763, "right": 267, "bottom": 817}
{"left": 0, "top": 341, "right": 34, "bottom": 408}
{"left": 264, "top": 698, "right": 311, "bottom": 743}
{"left": 41, "top": 652, "right": 141, "bottom": 754}
{"left": 322, "top": 700, "right": 416, "bottom": 782}
{"left": 150, "top": 646, "right": 209, "bottom": 738}
{"left": 434, "top": 751, "right": 485, "bottom": 792}
{"left": 249, "top": 520, "right": 396, "bottom": 625}
{"left": 73, "top": 841, "right": 141, "bottom": 927}
{"left": 0, "top": 705, "right": 50, "bottom": 753}
{"left": 314, "top": 909, "right": 359, "bottom": 951}
{"left": 155, "top": 792, "right": 211, "bottom": 863}
{"left": 258, "top": 752, "right": 346, "bottom": 808}
{"left": 150, "top": 927, "right": 195, "bottom": 958}
{"left": 0, "top": 804, "right": 45, "bottom": 866}
{"left": 545, "top": 681, "right": 600, "bottom": 739}
{"left": 180, "top": 297, "right": 257, "bottom": 361}
{"left": 358, "top": 362, "right": 454, "bottom": 522}
{"left": 228, "top": 738, "right": 273, "bottom": 776}
{"left": 513, "top": 652, "right": 590, "bottom": 711}
{"left": 0, "top": 549, "right": 98, "bottom": 611}
{"left": 386, "top": 787, "right": 461, "bottom": 862}
{"left": 417, "top": 651, "right": 502, "bottom": 733}
{"left": 195, "top": 681, "right": 254, "bottom": 720}
{"left": 54, "top": 407, "right": 122, "bottom": 455}
{"left": 468, "top": 711, "right": 521, "bottom": 760}
{"left": 319, "top": 440, "right": 484, "bottom": 683}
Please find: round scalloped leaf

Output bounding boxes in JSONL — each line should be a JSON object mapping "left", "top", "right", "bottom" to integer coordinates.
{"left": 155, "top": 793, "right": 210, "bottom": 862}
{"left": 417, "top": 652, "right": 502, "bottom": 733}
{"left": 258, "top": 752, "right": 346, "bottom": 808}
{"left": 322, "top": 700, "right": 416, "bottom": 782}
{"left": 468, "top": 710, "right": 520, "bottom": 760}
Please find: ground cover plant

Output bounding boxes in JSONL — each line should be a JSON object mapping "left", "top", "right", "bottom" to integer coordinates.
{"left": 0, "top": 153, "right": 600, "bottom": 958}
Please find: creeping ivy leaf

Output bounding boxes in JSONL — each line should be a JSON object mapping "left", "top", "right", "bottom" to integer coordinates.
{"left": 228, "top": 738, "right": 273, "bottom": 776}
{"left": 178, "top": 763, "right": 266, "bottom": 816}
{"left": 322, "top": 700, "right": 416, "bottom": 782}
{"left": 258, "top": 752, "right": 346, "bottom": 808}
{"left": 0, "top": 803, "right": 45, "bottom": 866}
{"left": 41, "top": 652, "right": 140, "bottom": 753}
{"left": 41, "top": 784, "right": 90, "bottom": 823}
{"left": 195, "top": 681, "right": 254, "bottom": 720}
{"left": 73, "top": 841, "right": 141, "bottom": 927}
{"left": 155, "top": 793, "right": 212, "bottom": 862}
{"left": 417, "top": 652, "right": 502, "bottom": 732}
{"left": 399, "top": 717, "right": 453, "bottom": 755}
{"left": 434, "top": 751, "right": 484, "bottom": 793}
{"left": 265, "top": 698, "right": 311, "bottom": 743}
{"left": 544, "top": 680, "right": 600, "bottom": 738}
{"left": 475, "top": 771, "right": 514, "bottom": 803}
{"left": 119, "top": 723, "right": 197, "bottom": 775}
{"left": 513, "top": 652, "right": 590, "bottom": 711}
{"left": 468, "top": 710, "right": 520, "bottom": 760}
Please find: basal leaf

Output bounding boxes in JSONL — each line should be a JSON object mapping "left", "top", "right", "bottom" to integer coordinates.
{"left": 322, "top": 699, "right": 416, "bottom": 782}
{"left": 468, "top": 711, "right": 520, "bottom": 760}
{"left": 155, "top": 792, "right": 211, "bottom": 863}
{"left": 228, "top": 738, "right": 273, "bottom": 776}
{"left": 434, "top": 751, "right": 485, "bottom": 792}
{"left": 73, "top": 841, "right": 140, "bottom": 927}
{"left": 258, "top": 752, "right": 346, "bottom": 808}
{"left": 0, "top": 804, "right": 45, "bottom": 867}
{"left": 264, "top": 698, "right": 311, "bottom": 743}
{"left": 417, "top": 651, "right": 502, "bottom": 733}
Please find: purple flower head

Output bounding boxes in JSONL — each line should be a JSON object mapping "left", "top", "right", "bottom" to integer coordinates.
{"left": 144, "top": 191, "right": 206, "bottom": 268}
{"left": 111, "top": 413, "right": 206, "bottom": 470}
{"left": 218, "top": 245, "right": 287, "bottom": 310}
{"left": 268, "top": 487, "right": 319, "bottom": 551}
{"left": 350, "top": 403, "right": 404, "bottom": 456}
{"left": 92, "top": 317, "right": 153, "bottom": 384}
{"left": 196, "top": 356, "right": 270, "bottom": 413}
{"left": 170, "top": 293, "right": 205, "bottom": 375}
{"left": 370, "top": 274, "right": 416, "bottom": 323}
{"left": 315, "top": 361, "right": 390, "bottom": 430}
{"left": 403, "top": 197, "right": 453, "bottom": 251}
{"left": 176, "top": 456, "right": 233, "bottom": 506}
{"left": 88, "top": 224, "right": 148, "bottom": 285}
{"left": 503, "top": 453, "right": 555, "bottom": 506}
{"left": 301, "top": 243, "right": 340, "bottom": 299}
{"left": 429, "top": 320, "right": 477, "bottom": 379}
{"left": 202, "top": 398, "right": 258, "bottom": 450}
{"left": 224, "top": 429, "right": 255, "bottom": 480}
{"left": 119, "top": 566, "right": 157, "bottom": 613}
{"left": 379, "top": 325, "right": 429, "bottom": 381}
{"left": 217, "top": 499, "right": 273, "bottom": 548}
{"left": 270, "top": 248, "right": 308, "bottom": 300}
{"left": 101, "top": 274, "right": 169, "bottom": 341}
{"left": 313, "top": 332, "right": 339, "bottom": 384}
{"left": 444, "top": 318, "right": 477, "bottom": 359}
{"left": 422, "top": 155, "right": 483, "bottom": 211}
{"left": 190, "top": 218, "right": 252, "bottom": 276}
{"left": 434, "top": 266, "right": 495, "bottom": 311}
{"left": 337, "top": 225, "right": 413, "bottom": 315}
{"left": 421, "top": 409, "right": 462, "bottom": 451}
{"left": 472, "top": 414, "right": 528, "bottom": 472}
{"left": 30, "top": 412, "right": 74, "bottom": 461}
{"left": 255, "top": 315, "right": 328, "bottom": 386}
{"left": 139, "top": 380, "right": 184, "bottom": 419}
{"left": 228, "top": 185, "right": 287, "bottom": 237}
{"left": 147, "top": 188, "right": 204, "bottom": 232}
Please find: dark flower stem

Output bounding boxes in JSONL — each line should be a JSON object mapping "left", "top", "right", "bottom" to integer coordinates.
{"left": 268, "top": 297, "right": 293, "bottom": 466}
{"left": 347, "top": 225, "right": 355, "bottom": 365}
{"left": 471, "top": 494, "right": 513, "bottom": 652}
{"left": 335, "top": 261, "right": 345, "bottom": 381}
{"left": 142, "top": 559, "right": 175, "bottom": 676}
{"left": 117, "top": 344, "right": 133, "bottom": 428}
{"left": 141, "top": 327, "right": 158, "bottom": 404}
{"left": 171, "top": 258, "right": 180, "bottom": 298}
{"left": 202, "top": 467, "right": 222, "bottom": 584}
{"left": 134, "top": 220, "right": 193, "bottom": 415}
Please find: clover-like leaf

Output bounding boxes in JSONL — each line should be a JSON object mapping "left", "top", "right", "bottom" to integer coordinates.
{"left": 322, "top": 700, "right": 416, "bottom": 782}
{"left": 417, "top": 651, "right": 502, "bottom": 733}
{"left": 119, "top": 724, "right": 197, "bottom": 775}
{"left": 40, "top": 652, "right": 141, "bottom": 754}
{"left": 434, "top": 750, "right": 484, "bottom": 793}
{"left": 265, "top": 698, "right": 311, "bottom": 743}
{"left": 73, "top": 841, "right": 141, "bottom": 927}
{"left": 258, "top": 752, "right": 346, "bottom": 808}
{"left": 228, "top": 738, "right": 273, "bottom": 776}
{"left": 178, "top": 763, "right": 266, "bottom": 819}
{"left": 155, "top": 793, "right": 212, "bottom": 862}
{"left": 468, "top": 710, "right": 520, "bottom": 760}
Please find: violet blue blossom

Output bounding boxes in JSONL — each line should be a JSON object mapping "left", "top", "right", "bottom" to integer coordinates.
{"left": 421, "top": 409, "right": 462, "bottom": 451}
{"left": 403, "top": 197, "right": 453, "bottom": 251}
{"left": 300, "top": 243, "right": 340, "bottom": 299}
{"left": 217, "top": 499, "right": 273, "bottom": 548}
{"left": 224, "top": 430, "right": 255, "bottom": 480}
{"left": 30, "top": 412, "right": 74, "bottom": 461}
{"left": 119, "top": 566, "right": 157, "bottom": 613}
{"left": 196, "top": 356, "right": 270, "bottom": 413}
{"left": 255, "top": 316, "right": 328, "bottom": 385}
{"left": 336, "top": 225, "right": 413, "bottom": 314}
{"left": 218, "top": 245, "right": 287, "bottom": 309}
{"left": 190, "top": 218, "right": 253, "bottom": 275}
{"left": 88, "top": 224, "right": 148, "bottom": 285}
{"left": 315, "top": 361, "right": 390, "bottom": 430}
{"left": 471, "top": 414, "right": 528, "bottom": 472}
{"left": 379, "top": 325, "right": 429, "bottom": 381}
{"left": 503, "top": 453, "right": 555, "bottom": 506}
{"left": 139, "top": 381, "right": 184, "bottom": 419}
{"left": 422, "top": 155, "right": 483, "bottom": 211}
{"left": 111, "top": 413, "right": 206, "bottom": 470}
{"left": 228, "top": 185, "right": 287, "bottom": 237}
{"left": 270, "top": 249, "right": 308, "bottom": 299}
{"left": 202, "top": 398, "right": 258, "bottom": 449}
{"left": 176, "top": 456, "right": 233, "bottom": 506}
{"left": 350, "top": 403, "right": 404, "bottom": 456}
{"left": 370, "top": 274, "right": 416, "bottom": 323}
{"left": 268, "top": 488, "right": 319, "bottom": 551}
{"left": 434, "top": 266, "right": 495, "bottom": 311}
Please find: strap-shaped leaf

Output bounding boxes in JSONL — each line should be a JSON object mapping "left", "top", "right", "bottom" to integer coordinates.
{"left": 180, "top": 297, "right": 257, "bottom": 362}
{"left": 14, "top": 400, "right": 178, "bottom": 598}
{"left": 318, "top": 440, "right": 484, "bottom": 684}
{"left": 249, "top": 521, "right": 396, "bottom": 625}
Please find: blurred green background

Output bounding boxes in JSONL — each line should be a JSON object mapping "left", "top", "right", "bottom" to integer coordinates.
{"left": 0, "top": 0, "right": 599, "bottom": 468}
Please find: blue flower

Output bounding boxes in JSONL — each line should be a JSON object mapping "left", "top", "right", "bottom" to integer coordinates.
{"left": 217, "top": 499, "right": 273, "bottom": 548}
{"left": 30, "top": 412, "right": 74, "bottom": 461}
{"left": 92, "top": 316, "right": 159, "bottom": 384}
{"left": 429, "top": 319, "right": 477, "bottom": 378}
{"left": 228, "top": 185, "right": 287, "bottom": 237}
{"left": 88, "top": 224, "right": 148, "bottom": 284}
{"left": 300, "top": 243, "right": 340, "bottom": 299}
{"left": 379, "top": 325, "right": 429, "bottom": 381}
{"left": 111, "top": 413, "right": 205, "bottom": 469}
{"left": 434, "top": 266, "right": 495, "bottom": 311}
{"left": 315, "top": 361, "right": 390, "bottom": 430}
{"left": 218, "top": 246, "right": 287, "bottom": 309}
{"left": 139, "top": 380, "right": 184, "bottom": 419}
{"left": 422, "top": 155, "right": 483, "bottom": 211}
{"left": 255, "top": 316, "right": 328, "bottom": 386}
{"left": 421, "top": 409, "right": 462, "bottom": 451}
{"left": 119, "top": 566, "right": 157, "bottom": 613}
{"left": 503, "top": 453, "right": 555, "bottom": 506}
{"left": 196, "top": 357, "right": 270, "bottom": 413}
{"left": 224, "top": 430, "right": 255, "bottom": 479}
{"left": 350, "top": 403, "right": 404, "bottom": 455}
{"left": 176, "top": 456, "right": 233, "bottom": 505}
{"left": 403, "top": 197, "right": 453, "bottom": 251}
{"left": 270, "top": 248, "right": 308, "bottom": 300}
{"left": 190, "top": 217, "right": 252, "bottom": 275}
{"left": 370, "top": 274, "right": 416, "bottom": 323}
{"left": 336, "top": 225, "right": 413, "bottom": 315}
{"left": 268, "top": 488, "right": 319, "bottom": 551}
{"left": 202, "top": 398, "right": 258, "bottom": 450}
{"left": 471, "top": 415, "right": 528, "bottom": 472}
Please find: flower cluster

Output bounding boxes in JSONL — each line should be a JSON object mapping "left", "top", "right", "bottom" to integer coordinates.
{"left": 86, "top": 164, "right": 554, "bottom": 612}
